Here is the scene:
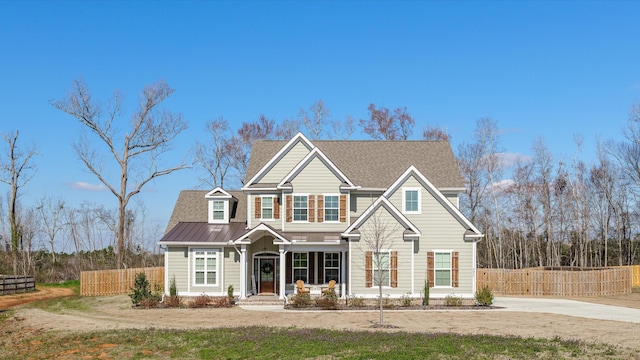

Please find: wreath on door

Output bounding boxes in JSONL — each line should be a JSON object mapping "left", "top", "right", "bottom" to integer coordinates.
{"left": 261, "top": 262, "right": 273, "bottom": 275}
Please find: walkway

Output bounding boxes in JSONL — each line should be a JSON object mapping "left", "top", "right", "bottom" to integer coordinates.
{"left": 494, "top": 297, "right": 640, "bottom": 323}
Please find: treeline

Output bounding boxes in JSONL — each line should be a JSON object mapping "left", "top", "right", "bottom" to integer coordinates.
{"left": 0, "top": 199, "right": 163, "bottom": 282}
{"left": 0, "top": 246, "right": 162, "bottom": 283}
{"left": 2, "top": 82, "right": 639, "bottom": 281}
{"left": 459, "top": 116, "right": 640, "bottom": 269}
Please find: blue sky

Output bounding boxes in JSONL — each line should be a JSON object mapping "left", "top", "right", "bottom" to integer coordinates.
{"left": 1, "top": 1, "right": 639, "bottom": 244}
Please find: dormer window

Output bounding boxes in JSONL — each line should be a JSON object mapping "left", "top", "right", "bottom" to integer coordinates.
{"left": 205, "top": 187, "right": 232, "bottom": 224}
{"left": 212, "top": 200, "right": 225, "bottom": 221}
{"left": 208, "top": 199, "right": 229, "bottom": 223}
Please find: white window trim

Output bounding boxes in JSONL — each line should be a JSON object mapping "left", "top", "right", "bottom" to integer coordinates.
{"left": 208, "top": 199, "right": 229, "bottom": 223}
{"left": 323, "top": 194, "right": 340, "bottom": 223}
{"left": 292, "top": 252, "right": 309, "bottom": 282}
{"left": 324, "top": 252, "right": 340, "bottom": 283}
{"left": 192, "top": 248, "right": 220, "bottom": 287}
{"left": 433, "top": 250, "right": 452, "bottom": 288}
{"left": 371, "top": 250, "right": 391, "bottom": 288}
{"left": 260, "top": 195, "right": 275, "bottom": 222}
{"left": 402, "top": 188, "right": 421, "bottom": 214}
{"left": 292, "top": 194, "right": 309, "bottom": 223}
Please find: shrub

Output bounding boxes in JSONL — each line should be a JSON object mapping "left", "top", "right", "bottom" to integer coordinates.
{"left": 164, "top": 295, "right": 182, "bottom": 308}
{"left": 129, "top": 272, "right": 153, "bottom": 306}
{"left": 189, "top": 294, "right": 211, "bottom": 308}
{"left": 381, "top": 295, "right": 394, "bottom": 309}
{"left": 315, "top": 290, "right": 338, "bottom": 310}
{"left": 348, "top": 295, "right": 366, "bottom": 308}
{"left": 291, "top": 292, "right": 312, "bottom": 308}
{"left": 422, "top": 280, "right": 430, "bottom": 306}
{"left": 227, "top": 284, "right": 234, "bottom": 299}
{"left": 169, "top": 276, "right": 178, "bottom": 297}
{"left": 401, "top": 293, "right": 414, "bottom": 307}
{"left": 212, "top": 296, "right": 234, "bottom": 308}
{"left": 139, "top": 297, "right": 159, "bottom": 308}
{"left": 475, "top": 286, "right": 494, "bottom": 306}
{"left": 444, "top": 294, "right": 463, "bottom": 307}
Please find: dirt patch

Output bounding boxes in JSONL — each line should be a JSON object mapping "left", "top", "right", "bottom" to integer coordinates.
{"left": 0, "top": 287, "right": 74, "bottom": 310}
{"left": 4, "top": 293, "right": 639, "bottom": 355}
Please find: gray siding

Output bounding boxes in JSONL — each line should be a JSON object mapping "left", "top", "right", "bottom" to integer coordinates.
{"left": 349, "top": 208, "right": 414, "bottom": 296}
{"left": 387, "top": 175, "right": 475, "bottom": 296}
{"left": 166, "top": 246, "right": 189, "bottom": 294}
{"left": 223, "top": 247, "right": 241, "bottom": 295}
{"left": 248, "top": 192, "right": 282, "bottom": 229}
{"left": 259, "top": 141, "right": 310, "bottom": 183}
{"left": 350, "top": 192, "right": 380, "bottom": 219}
{"left": 284, "top": 157, "right": 347, "bottom": 232}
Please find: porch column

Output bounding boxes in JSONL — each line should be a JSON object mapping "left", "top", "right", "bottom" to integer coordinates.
{"left": 279, "top": 245, "right": 286, "bottom": 299}
{"left": 341, "top": 250, "right": 347, "bottom": 298}
{"left": 240, "top": 245, "right": 247, "bottom": 299}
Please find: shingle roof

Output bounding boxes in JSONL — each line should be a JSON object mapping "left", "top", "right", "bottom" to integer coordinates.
{"left": 165, "top": 190, "right": 246, "bottom": 234}
{"left": 244, "top": 139, "right": 464, "bottom": 189}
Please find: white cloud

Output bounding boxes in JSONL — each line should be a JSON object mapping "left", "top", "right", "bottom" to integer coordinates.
{"left": 70, "top": 181, "right": 107, "bottom": 191}
{"left": 491, "top": 179, "right": 515, "bottom": 191}
{"left": 499, "top": 152, "right": 532, "bottom": 168}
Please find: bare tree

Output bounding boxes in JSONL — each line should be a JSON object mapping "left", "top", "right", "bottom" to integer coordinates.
{"left": 422, "top": 126, "right": 451, "bottom": 141}
{"left": 358, "top": 212, "right": 400, "bottom": 326}
{"left": 194, "top": 117, "right": 236, "bottom": 188}
{"left": 52, "top": 78, "right": 189, "bottom": 268}
{"left": 531, "top": 138, "right": 556, "bottom": 266}
{"left": 474, "top": 118, "right": 505, "bottom": 268}
{"left": 360, "top": 104, "right": 414, "bottom": 140}
{"left": 35, "top": 196, "right": 65, "bottom": 264}
{"left": 457, "top": 142, "right": 487, "bottom": 225}
{"left": 300, "top": 100, "right": 330, "bottom": 140}
{"left": 0, "top": 130, "right": 37, "bottom": 274}
{"left": 274, "top": 118, "right": 301, "bottom": 140}
{"left": 299, "top": 100, "right": 355, "bottom": 140}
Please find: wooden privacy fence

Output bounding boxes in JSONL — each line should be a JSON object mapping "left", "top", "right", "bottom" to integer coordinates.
{"left": 476, "top": 267, "right": 632, "bottom": 297}
{"left": 80, "top": 267, "right": 164, "bottom": 296}
{"left": 0, "top": 275, "right": 35, "bottom": 295}
{"left": 622, "top": 265, "right": 640, "bottom": 287}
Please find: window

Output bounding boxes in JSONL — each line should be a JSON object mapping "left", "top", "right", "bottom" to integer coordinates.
{"left": 193, "top": 250, "right": 218, "bottom": 286}
{"left": 372, "top": 252, "right": 390, "bottom": 287}
{"left": 293, "top": 253, "right": 308, "bottom": 282}
{"left": 324, "top": 195, "right": 339, "bottom": 222}
{"left": 261, "top": 196, "right": 273, "bottom": 220}
{"left": 403, "top": 188, "right": 420, "bottom": 213}
{"left": 435, "top": 252, "right": 451, "bottom": 286}
{"left": 212, "top": 201, "right": 225, "bottom": 220}
{"left": 293, "top": 195, "right": 308, "bottom": 221}
{"left": 324, "top": 252, "right": 340, "bottom": 282}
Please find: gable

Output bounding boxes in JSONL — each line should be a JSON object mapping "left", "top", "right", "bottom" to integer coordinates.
{"left": 343, "top": 196, "right": 420, "bottom": 239}
{"left": 280, "top": 148, "right": 355, "bottom": 191}
{"left": 384, "top": 166, "right": 482, "bottom": 237}
{"left": 244, "top": 133, "right": 314, "bottom": 187}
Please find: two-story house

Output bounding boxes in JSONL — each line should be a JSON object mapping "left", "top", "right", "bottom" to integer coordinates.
{"left": 158, "top": 133, "right": 483, "bottom": 301}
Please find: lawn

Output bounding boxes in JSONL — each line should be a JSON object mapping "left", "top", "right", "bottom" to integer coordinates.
{"left": 0, "top": 325, "right": 622, "bottom": 359}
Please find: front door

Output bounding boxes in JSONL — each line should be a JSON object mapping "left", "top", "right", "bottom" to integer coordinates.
{"left": 259, "top": 258, "right": 277, "bottom": 294}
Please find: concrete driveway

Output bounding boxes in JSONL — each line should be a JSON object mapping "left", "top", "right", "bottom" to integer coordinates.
{"left": 494, "top": 297, "right": 640, "bottom": 323}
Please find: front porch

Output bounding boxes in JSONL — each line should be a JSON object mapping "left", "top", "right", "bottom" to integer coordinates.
{"left": 234, "top": 225, "right": 348, "bottom": 300}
